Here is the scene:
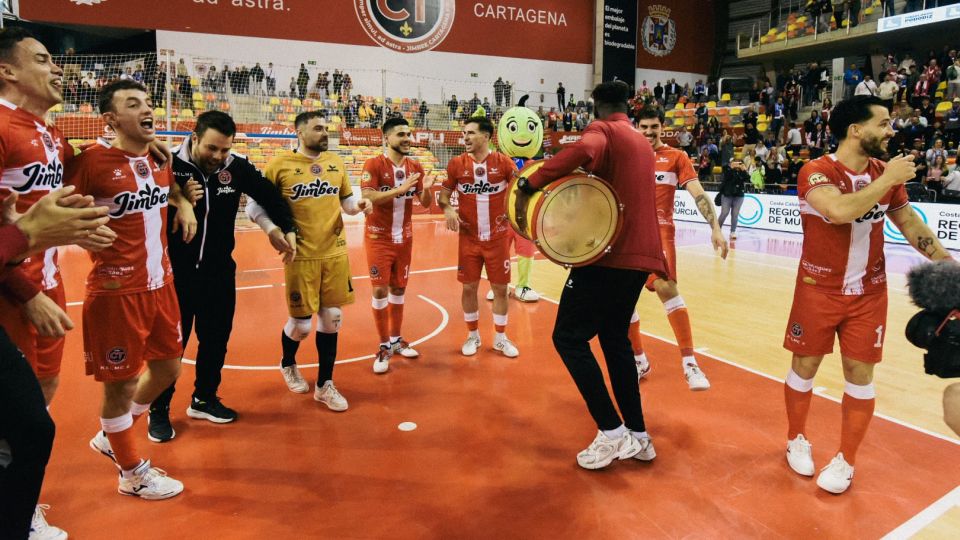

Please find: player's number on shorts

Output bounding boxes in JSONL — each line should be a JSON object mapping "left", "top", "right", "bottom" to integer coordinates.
{"left": 874, "top": 325, "right": 884, "bottom": 348}
{"left": 503, "top": 259, "right": 510, "bottom": 273}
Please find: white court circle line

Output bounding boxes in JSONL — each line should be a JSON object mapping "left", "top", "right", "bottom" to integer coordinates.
{"left": 181, "top": 294, "right": 449, "bottom": 371}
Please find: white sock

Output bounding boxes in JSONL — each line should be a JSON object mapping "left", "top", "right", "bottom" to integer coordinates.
{"left": 495, "top": 332, "right": 506, "bottom": 342}
{"left": 682, "top": 355, "right": 698, "bottom": 367}
{"left": 389, "top": 336, "right": 401, "bottom": 344}
{"left": 602, "top": 425, "right": 628, "bottom": 439}
{"left": 129, "top": 401, "right": 150, "bottom": 417}
{"left": 121, "top": 459, "right": 145, "bottom": 479}
{"left": 631, "top": 430, "right": 650, "bottom": 440}
{"left": 468, "top": 329, "right": 480, "bottom": 339}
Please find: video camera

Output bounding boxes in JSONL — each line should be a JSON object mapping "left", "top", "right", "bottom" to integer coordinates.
{"left": 905, "top": 261, "right": 960, "bottom": 378}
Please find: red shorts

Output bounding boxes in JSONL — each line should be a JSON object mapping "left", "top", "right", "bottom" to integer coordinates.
{"left": 0, "top": 283, "right": 66, "bottom": 379}
{"left": 365, "top": 239, "right": 413, "bottom": 289}
{"left": 783, "top": 285, "right": 888, "bottom": 363}
{"left": 645, "top": 225, "right": 677, "bottom": 290}
{"left": 82, "top": 285, "right": 183, "bottom": 382}
{"left": 458, "top": 235, "right": 511, "bottom": 285}
{"left": 511, "top": 229, "right": 536, "bottom": 258}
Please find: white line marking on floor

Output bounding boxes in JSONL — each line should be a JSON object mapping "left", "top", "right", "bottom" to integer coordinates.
{"left": 881, "top": 486, "right": 960, "bottom": 539}
{"left": 182, "top": 294, "right": 449, "bottom": 371}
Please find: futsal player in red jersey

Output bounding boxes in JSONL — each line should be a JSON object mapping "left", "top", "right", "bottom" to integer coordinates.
{"left": 782, "top": 96, "right": 952, "bottom": 494}
{"left": 67, "top": 79, "right": 197, "bottom": 500}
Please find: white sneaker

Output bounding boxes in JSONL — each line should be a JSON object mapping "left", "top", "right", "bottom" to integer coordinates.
{"left": 89, "top": 431, "right": 119, "bottom": 468}
{"left": 635, "top": 355, "right": 651, "bottom": 380}
{"left": 461, "top": 335, "right": 481, "bottom": 356}
{"left": 631, "top": 434, "right": 657, "bottom": 461}
{"left": 485, "top": 289, "right": 495, "bottom": 301}
{"left": 314, "top": 380, "right": 348, "bottom": 411}
{"left": 29, "top": 504, "right": 67, "bottom": 540}
{"left": 786, "top": 434, "right": 815, "bottom": 476}
{"left": 576, "top": 431, "right": 641, "bottom": 470}
{"left": 493, "top": 337, "right": 519, "bottom": 358}
{"left": 817, "top": 453, "right": 854, "bottom": 494}
{"left": 684, "top": 364, "right": 711, "bottom": 391}
{"left": 373, "top": 346, "right": 391, "bottom": 374}
{"left": 118, "top": 459, "right": 184, "bottom": 500}
{"left": 391, "top": 339, "right": 419, "bottom": 358}
{"left": 281, "top": 364, "right": 309, "bottom": 393}
{"left": 515, "top": 286, "right": 540, "bottom": 302}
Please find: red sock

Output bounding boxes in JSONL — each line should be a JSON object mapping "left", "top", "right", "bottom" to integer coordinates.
{"left": 839, "top": 385, "right": 876, "bottom": 465}
{"left": 665, "top": 305, "right": 695, "bottom": 357}
{"left": 784, "top": 370, "right": 814, "bottom": 439}
{"left": 388, "top": 300, "right": 404, "bottom": 338}
{"left": 628, "top": 312, "right": 644, "bottom": 355}
{"left": 102, "top": 413, "right": 140, "bottom": 471}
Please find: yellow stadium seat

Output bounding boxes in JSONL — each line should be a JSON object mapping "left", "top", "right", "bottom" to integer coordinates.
{"left": 674, "top": 103, "right": 684, "bottom": 110}
{"left": 292, "top": 98, "right": 302, "bottom": 107}
{"left": 673, "top": 118, "right": 684, "bottom": 126}
{"left": 190, "top": 78, "right": 200, "bottom": 87}
{"left": 330, "top": 115, "right": 342, "bottom": 124}
{"left": 757, "top": 123, "right": 767, "bottom": 131}
{"left": 730, "top": 107, "right": 741, "bottom": 116}
{"left": 665, "top": 110, "right": 675, "bottom": 118}
{"left": 936, "top": 101, "right": 952, "bottom": 113}
{"left": 712, "top": 166, "right": 722, "bottom": 174}
{"left": 286, "top": 113, "right": 296, "bottom": 122}
{"left": 327, "top": 123, "right": 338, "bottom": 132}
{"left": 707, "top": 101, "right": 717, "bottom": 108}
{"left": 776, "top": 32, "right": 786, "bottom": 40}
{"left": 192, "top": 92, "right": 202, "bottom": 101}
{"left": 49, "top": 103, "right": 63, "bottom": 113}
{"left": 936, "top": 92, "right": 945, "bottom": 99}
{"left": 261, "top": 105, "right": 272, "bottom": 113}
{"left": 329, "top": 94, "right": 339, "bottom": 102}
{"left": 787, "top": 24, "right": 796, "bottom": 31}
{"left": 269, "top": 96, "right": 280, "bottom": 106}
{"left": 180, "top": 109, "right": 194, "bottom": 118}
{"left": 721, "top": 93, "right": 731, "bottom": 101}
{"left": 938, "top": 82, "right": 947, "bottom": 91}
{"left": 154, "top": 107, "right": 166, "bottom": 117}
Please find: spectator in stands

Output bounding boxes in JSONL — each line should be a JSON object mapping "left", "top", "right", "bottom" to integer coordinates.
{"left": 238, "top": 65, "right": 250, "bottom": 94}
{"left": 653, "top": 81, "right": 664, "bottom": 103}
{"left": 695, "top": 101, "right": 708, "bottom": 124}
{"left": 918, "top": 96, "right": 936, "bottom": 127}
{"left": 753, "top": 140, "right": 770, "bottom": 166}
{"left": 342, "top": 74, "right": 353, "bottom": 99}
{"left": 296, "top": 64, "right": 308, "bottom": 100}
{"left": 251, "top": 62, "right": 264, "bottom": 95}
{"left": 568, "top": 93, "right": 576, "bottom": 110}
{"left": 693, "top": 80, "right": 706, "bottom": 102}
{"left": 784, "top": 151, "right": 803, "bottom": 190}
{"left": 806, "top": 0, "right": 832, "bottom": 34}
{"left": 762, "top": 81, "right": 775, "bottom": 112}
{"left": 833, "top": 0, "right": 860, "bottom": 28}
{"left": 905, "top": 0, "right": 925, "bottom": 13}
{"left": 666, "top": 79, "right": 680, "bottom": 99}
{"left": 720, "top": 131, "right": 735, "bottom": 166}
{"left": 925, "top": 59, "right": 943, "bottom": 90}
{"left": 562, "top": 107, "right": 574, "bottom": 131}
{"left": 771, "top": 97, "right": 786, "bottom": 143}
{"left": 927, "top": 138, "right": 948, "bottom": 167}
{"left": 945, "top": 98, "right": 960, "bottom": 146}
{"left": 266, "top": 62, "right": 276, "bottom": 96}
{"left": 556, "top": 82, "right": 565, "bottom": 110}
{"left": 700, "top": 138, "right": 719, "bottom": 167}
{"left": 493, "top": 77, "right": 504, "bottom": 107}
{"left": 765, "top": 144, "right": 786, "bottom": 193}
{"left": 901, "top": 111, "right": 928, "bottom": 148}
{"left": 576, "top": 108, "right": 590, "bottom": 131}
{"left": 742, "top": 104, "right": 758, "bottom": 126}
{"left": 288, "top": 76, "right": 296, "bottom": 98}
{"left": 878, "top": 72, "right": 899, "bottom": 111}
{"left": 927, "top": 154, "right": 948, "bottom": 196}
{"left": 855, "top": 75, "right": 878, "bottom": 97}
{"left": 176, "top": 57, "right": 188, "bottom": 79}
{"left": 944, "top": 163, "right": 960, "bottom": 195}
{"left": 547, "top": 108, "right": 560, "bottom": 132}
{"left": 417, "top": 101, "right": 429, "bottom": 129}
{"left": 468, "top": 93, "right": 481, "bottom": 112}
{"left": 844, "top": 63, "right": 863, "bottom": 100}
{"left": 743, "top": 120, "right": 761, "bottom": 155}
{"left": 448, "top": 94, "right": 458, "bottom": 116}
{"left": 803, "top": 110, "right": 821, "bottom": 136}
{"left": 785, "top": 122, "right": 804, "bottom": 155}
{"left": 807, "top": 121, "right": 826, "bottom": 158}
{"left": 503, "top": 80, "right": 513, "bottom": 106}
{"left": 718, "top": 158, "right": 749, "bottom": 239}
{"left": 900, "top": 52, "right": 916, "bottom": 72}
{"left": 677, "top": 125, "right": 694, "bottom": 156}
{"left": 946, "top": 58, "right": 960, "bottom": 100}
{"left": 912, "top": 73, "right": 931, "bottom": 108}
{"left": 913, "top": 148, "right": 929, "bottom": 184}
{"left": 357, "top": 101, "right": 375, "bottom": 128}
{"left": 204, "top": 66, "right": 218, "bottom": 93}
{"left": 332, "top": 69, "right": 342, "bottom": 96}
{"left": 881, "top": 54, "right": 899, "bottom": 76}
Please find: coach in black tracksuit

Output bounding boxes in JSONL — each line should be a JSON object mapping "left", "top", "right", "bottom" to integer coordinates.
{"left": 148, "top": 111, "right": 295, "bottom": 442}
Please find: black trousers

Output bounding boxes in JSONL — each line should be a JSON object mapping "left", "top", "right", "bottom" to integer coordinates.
{"left": 154, "top": 266, "right": 237, "bottom": 409}
{"left": 0, "top": 327, "right": 55, "bottom": 540}
{"left": 552, "top": 265, "right": 648, "bottom": 432}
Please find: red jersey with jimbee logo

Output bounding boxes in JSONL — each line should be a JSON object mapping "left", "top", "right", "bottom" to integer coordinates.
{"left": 652, "top": 144, "right": 698, "bottom": 228}
{"left": 0, "top": 98, "right": 74, "bottom": 290}
{"left": 442, "top": 151, "right": 518, "bottom": 242}
{"left": 65, "top": 146, "right": 174, "bottom": 296}
{"left": 797, "top": 154, "right": 908, "bottom": 295}
{"left": 361, "top": 154, "right": 425, "bottom": 244}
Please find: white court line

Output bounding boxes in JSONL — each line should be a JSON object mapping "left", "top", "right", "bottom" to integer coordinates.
{"left": 880, "top": 486, "right": 960, "bottom": 539}
{"left": 181, "top": 294, "right": 448, "bottom": 370}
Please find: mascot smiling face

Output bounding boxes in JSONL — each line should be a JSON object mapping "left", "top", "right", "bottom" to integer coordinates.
{"left": 498, "top": 95, "right": 543, "bottom": 160}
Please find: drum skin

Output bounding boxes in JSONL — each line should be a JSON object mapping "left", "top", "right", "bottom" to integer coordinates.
{"left": 508, "top": 161, "right": 623, "bottom": 267}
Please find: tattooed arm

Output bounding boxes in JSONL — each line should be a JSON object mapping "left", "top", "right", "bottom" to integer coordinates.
{"left": 887, "top": 204, "right": 952, "bottom": 261}
{"left": 684, "top": 179, "right": 729, "bottom": 259}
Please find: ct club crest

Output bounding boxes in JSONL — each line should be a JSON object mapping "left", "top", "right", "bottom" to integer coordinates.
{"left": 641, "top": 4, "right": 676, "bottom": 58}
{"left": 354, "top": 0, "right": 456, "bottom": 54}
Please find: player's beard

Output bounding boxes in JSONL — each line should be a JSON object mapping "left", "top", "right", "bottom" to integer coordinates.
{"left": 860, "top": 134, "right": 887, "bottom": 159}
{"left": 390, "top": 143, "right": 410, "bottom": 156}
{"left": 304, "top": 140, "right": 327, "bottom": 153}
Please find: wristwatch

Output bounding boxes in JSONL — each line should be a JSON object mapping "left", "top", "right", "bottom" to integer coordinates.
{"left": 516, "top": 177, "right": 539, "bottom": 195}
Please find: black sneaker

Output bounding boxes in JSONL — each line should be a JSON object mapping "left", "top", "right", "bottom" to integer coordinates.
{"left": 147, "top": 407, "right": 176, "bottom": 443}
{"left": 186, "top": 397, "right": 238, "bottom": 424}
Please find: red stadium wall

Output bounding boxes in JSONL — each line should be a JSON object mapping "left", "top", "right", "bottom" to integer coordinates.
{"left": 20, "top": 0, "right": 593, "bottom": 64}
{"left": 635, "top": 1, "right": 715, "bottom": 75}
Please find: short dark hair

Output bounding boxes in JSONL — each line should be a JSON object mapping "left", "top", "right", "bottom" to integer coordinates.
{"left": 0, "top": 27, "right": 34, "bottom": 64}
{"left": 98, "top": 79, "right": 149, "bottom": 114}
{"left": 194, "top": 110, "right": 236, "bottom": 138}
{"left": 382, "top": 117, "right": 409, "bottom": 134}
{"left": 464, "top": 116, "right": 494, "bottom": 137}
{"left": 828, "top": 96, "right": 887, "bottom": 141}
{"left": 635, "top": 107, "right": 665, "bottom": 124}
{"left": 294, "top": 110, "right": 326, "bottom": 129}
{"left": 591, "top": 81, "right": 631, "bottom": 113}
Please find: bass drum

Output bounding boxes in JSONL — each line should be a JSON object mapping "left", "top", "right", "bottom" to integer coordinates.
{"left": 508, "top": 161, "right": 623, "bottom": 268}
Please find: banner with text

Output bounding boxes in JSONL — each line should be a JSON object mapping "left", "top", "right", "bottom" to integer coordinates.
{"left": 878, "top": 4, "right": 960, "bottom": 33}
{"left": 673, "top": 191, "right": 960, "bottom": 251}
{"left": 601, "top": 0, "right": 638, "bottom": 88}
{"left": 636, "top": 1, "right": 714, "bottom": 76}
{"left": 20, "top": 0, "right": 593, "bottom": 63}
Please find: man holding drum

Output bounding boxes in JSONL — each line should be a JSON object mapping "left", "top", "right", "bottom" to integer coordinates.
{"left": 515, "top": 81, "right": 668, "bottom": 470}
{"left": 439, "top": 117, "right": 520, "bottom": 358}
{"left": 628, "top": 108, "right": 729, "bottom": 390}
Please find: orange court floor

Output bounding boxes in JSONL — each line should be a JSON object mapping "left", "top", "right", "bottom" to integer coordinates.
{"left": 37, "top": 218, "right": 960, "bottom": 539}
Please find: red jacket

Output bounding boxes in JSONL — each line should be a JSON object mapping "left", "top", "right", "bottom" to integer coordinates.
{"left": 528, "top": 113, "right": 667, "bottom": 276}
{"left": 0, "top": 224, "right": 40, "bottom": 303}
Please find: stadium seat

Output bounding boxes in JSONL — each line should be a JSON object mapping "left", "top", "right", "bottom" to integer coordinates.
{"left": 192, "top": 92, "right": 203, "bottom": 101}
{"left": 938, "top": 82, "right": 947, "bottom": 91}
{"left": 674, "top": 103, "right": 684, "bottom": 110}
{"left": 154, "top": 107, "right": 166, "bottom": 117}
{"left": 330, "top": 115, "right": 343, "bottom": 124}
{"left": 269, "top": 96, "right": 280, "bottom": 106}
{"left": 180, "top": 109, "right": 194, "bottom": 118}
{"left": 49, "top": 103, "right": 63, "bottom": 113}
{"left": 757, "top": 123, "right": 767, "bottom": 132}
{"left": 218, "top": 101, "right": 230, "bottom": 111}
{"left": 673, "top": 118, "right": 684, "bottom": 127}
{"left": 79, "top": 103, "right": 93, "bottom": 114}
{"left": 302, "top": 98, "right": 314, "bottom": 108}
{"left": 721, "top": 93, "right": 731, "bottom": 101}
{"left": 936, "top": 101, "right": 952, "bottom": 113}
{"left": 707, "top": 101, "right": 717, "bottom": 108}
{"left": 665, "top": 110, "right": 675, "bottom": 118}
{"left": 261, "top": 104, "right": 272, "bottom": 113}
{"left": 287, "top": 113, "right": 296, "bottom": 122}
